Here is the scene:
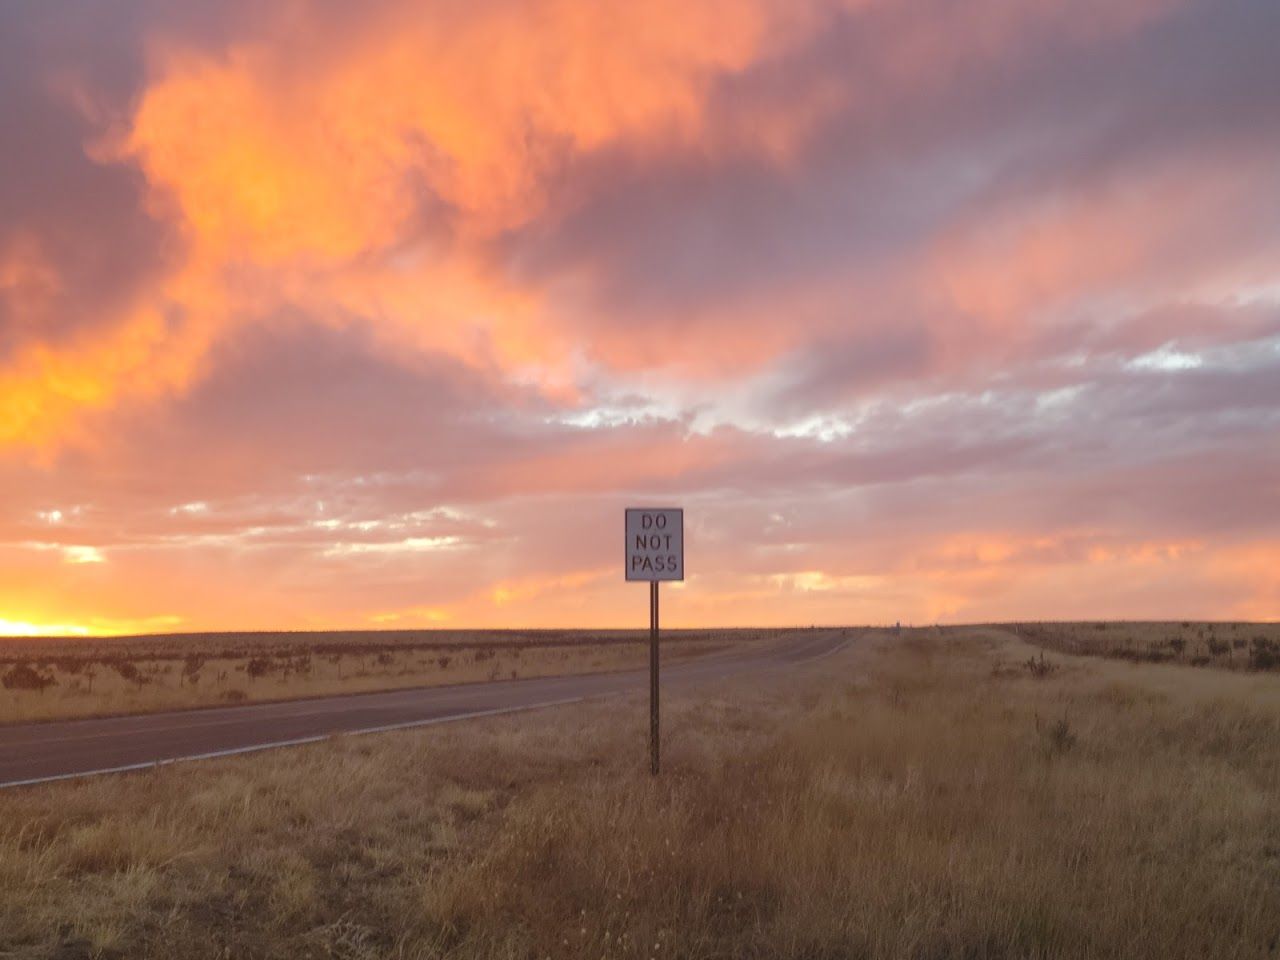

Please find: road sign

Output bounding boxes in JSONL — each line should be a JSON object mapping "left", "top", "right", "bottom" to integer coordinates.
{"left": 624, "top": 508, "right": 684, "bottom": 582}
{"left": 625, "top": 506, "right": 683, "bottom": 777}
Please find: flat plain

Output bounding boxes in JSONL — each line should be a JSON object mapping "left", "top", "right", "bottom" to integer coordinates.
{"left": 1, "top": 624, "right": 1278, "bottom": 959}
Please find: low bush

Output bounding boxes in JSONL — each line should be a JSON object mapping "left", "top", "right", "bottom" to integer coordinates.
{"left": 2, "top": 664, "right": 56, "bottom": 693}
{"left": 1024, "top": 651, "right": 1057, "bottom": 679}
{"left": 1036, "top": 713, "right": 1076, "bottom": 757}
{"left": 1249, "top": 637, "right": 1279, "bottom": 671}
{"left": 110, "top": 660, "right": 147, "bottom": 687}
{"left": 182, "top": 655, "right": 205, "bottom": 685}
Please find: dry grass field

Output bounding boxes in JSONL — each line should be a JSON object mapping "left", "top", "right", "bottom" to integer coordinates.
{"left": 2, "top": 625, "right": 1279, "bottom": 959}
{"left": 0, "top": 630, "right": 762, "bottom": 724}
{"left": 1011, "top": 621, "right": 1280, "bottom": 671}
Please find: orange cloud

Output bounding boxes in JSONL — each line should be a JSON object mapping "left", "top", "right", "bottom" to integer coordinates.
{"left": 5, "top": 0, "right": 1197, "bottom": 450}
{"left": 0, "top": 0, "right": 809, "bottom": 449}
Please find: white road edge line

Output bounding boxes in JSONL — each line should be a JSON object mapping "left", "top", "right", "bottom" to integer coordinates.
{"left": 0, "top": 695, "right": 590, "bottom": 791}
{"left": 789, "top": 637, "right": 850, "bottom": 666}
{"left": 0, "top": 636, "right": 851, "bottom": 791}
{"left": 346, "top": 696, "right": 587, "bottom": 738}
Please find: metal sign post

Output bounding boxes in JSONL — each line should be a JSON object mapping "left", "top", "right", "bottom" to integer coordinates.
{"left": 625, "top": 507, "right": 684, "bottom": 776}
{"left": 650, "top": 580, "right": 659, "bottom": 775}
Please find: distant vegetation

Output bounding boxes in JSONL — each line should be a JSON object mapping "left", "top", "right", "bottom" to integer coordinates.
{"left": 0, "top": 627, "right": 779, "bottom": 664}
{"left": 1010, "top": 620, "right": 1280, "bottom": 672}
{"left": 0, "top": 629, "right": 760, "bottom": 724}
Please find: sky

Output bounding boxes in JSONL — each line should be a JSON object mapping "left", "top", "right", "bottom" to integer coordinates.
{"left": 1, "top": 0, "right": 1278, "bottom": 636}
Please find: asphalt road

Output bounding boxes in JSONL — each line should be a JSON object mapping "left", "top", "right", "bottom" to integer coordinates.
{"left": 0, "top": 630, "right": 849, "bottom": 789}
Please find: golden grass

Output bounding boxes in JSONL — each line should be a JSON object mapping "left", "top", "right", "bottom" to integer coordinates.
{"left": 0, "top": 636, "right": 738, "bottom": 724}
{"left": 2, "top": 626, "right": 1279, "bottom": 958}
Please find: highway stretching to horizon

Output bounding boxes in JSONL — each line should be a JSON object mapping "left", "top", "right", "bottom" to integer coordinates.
{"left": 0, "top": 630, "right": 850, "bottom": 789}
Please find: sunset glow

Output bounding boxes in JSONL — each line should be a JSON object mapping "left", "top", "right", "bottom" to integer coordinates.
{"left": 1, "top": 0, "right": 1277, "bottom": 633}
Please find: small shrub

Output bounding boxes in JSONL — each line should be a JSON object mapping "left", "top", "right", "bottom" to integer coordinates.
{"left": 1036, "top": 714, "right": 1076, "bottom": 757}
{"left": 438, "top": 656, "right": 452, "bottom": 670}
{"left": 246, "top": 657, "right": 274, "bottom": 680}
{"left": 112, "top": 660, "right": 137, "bottom": 682}
{"left": 1249, "top": 637, "right": 1279, "bottom": 671}
{"left": 1024, "top": 651, "right": 1056, "bottom": 679}
{"left": 2, "top": 664, "right": 56, "bottom": 694}
{"left": 1049, "top": 717, "right": 1076, "bottom": 752}
{"left": 1206, "top": 637, "right": 1229, "bottom": 657}
{"left": 110, "top": 660, "right": 147, "bottom": 687}
{"left": 375, "top": 652, "right": 395, "bottom": 667}
{"left": 1167, "top": 636, "right": 1186, "bottom": 657}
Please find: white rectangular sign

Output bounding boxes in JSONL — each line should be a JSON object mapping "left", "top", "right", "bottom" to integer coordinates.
{"left": 625, "top": 508, "right": 684, "bottom": 581}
